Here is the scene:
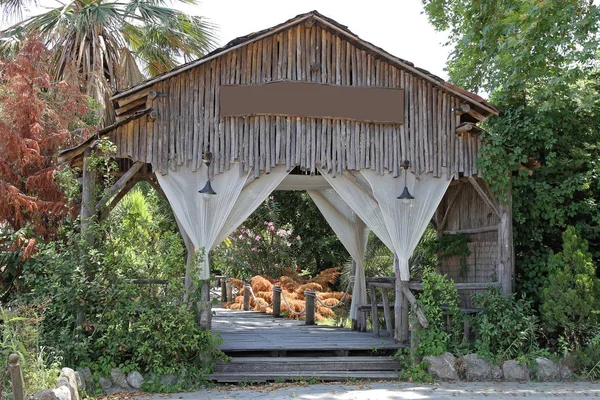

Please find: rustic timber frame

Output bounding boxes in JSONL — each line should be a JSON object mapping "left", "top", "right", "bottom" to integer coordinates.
{"left": 59, "top": 11, "right": 512, "bottom": 340}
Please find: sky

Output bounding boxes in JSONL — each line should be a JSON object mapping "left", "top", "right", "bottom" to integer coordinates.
{"left": 6, "top": 0, "right": 452, "bottom": 80}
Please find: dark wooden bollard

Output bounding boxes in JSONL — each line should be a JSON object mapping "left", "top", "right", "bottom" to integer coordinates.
{"left": 243, "top": 285, "right": 251, "bottom": 311}
{"left": 8, "top": 354, "right": 24, "bottom": 400}
{"left": 220, "top": 278, "right": 227, "bottom": 303}
{"left": 273, "top": 286, "right": 282, "bottom": 318}
{"left": 304, "top": 290, "right": 316, "bottom": 325}
{"left": 226, "top": 279, "right": 233, "bottom": 302}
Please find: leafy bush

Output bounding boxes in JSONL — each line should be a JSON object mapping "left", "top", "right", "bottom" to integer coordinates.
{"left": 212, "top": 196, "right": 302, "bottom": 280}
{"left": 0, "top": 303, "right": 62, "bottom": 394}
{"left": 540, "top": 226, "right": 600, "bottom": 351}
{"left": 414, "top": 268, "right": 465, "bottom": 358}
{"left": 569, "top": 334, "right": 600, "bottom": 380}
{"left": 471, "top": 288, "right": 544, "bottom": 363}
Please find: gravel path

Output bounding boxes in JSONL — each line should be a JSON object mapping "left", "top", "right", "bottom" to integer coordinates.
{"left": 142, "top": 381, "right": 600, "bottom": 400}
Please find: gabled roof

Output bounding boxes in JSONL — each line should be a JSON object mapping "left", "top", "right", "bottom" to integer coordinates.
{"left": 112, "top": 10, "right": 498, "bottom": 117}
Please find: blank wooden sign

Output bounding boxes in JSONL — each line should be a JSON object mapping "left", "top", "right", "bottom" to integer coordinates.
{"left": 220, "top": 81, "right": 404, "bottom": 123}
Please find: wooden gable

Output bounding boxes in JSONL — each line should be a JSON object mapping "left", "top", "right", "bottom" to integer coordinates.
{"left": 65, "top": 11, "right": 496, "bottom": 180}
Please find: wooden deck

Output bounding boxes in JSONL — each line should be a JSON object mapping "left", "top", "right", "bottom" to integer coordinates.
{"left": 213, "top": 308, "right": 403, "bottom": 357}
{"left": 208, "top": 307, "right": 404, "bottom": 382}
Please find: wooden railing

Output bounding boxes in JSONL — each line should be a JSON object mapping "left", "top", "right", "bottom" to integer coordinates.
{"left": 358, "top": 277, "right": 500, "bottom": 339}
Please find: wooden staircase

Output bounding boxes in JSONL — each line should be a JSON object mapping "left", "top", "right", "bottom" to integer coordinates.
{"left": 208, "top": 356, "right": 400, "bottom": 383}
{"left": 206, "top": 308, "right": 404, "bottom": 383}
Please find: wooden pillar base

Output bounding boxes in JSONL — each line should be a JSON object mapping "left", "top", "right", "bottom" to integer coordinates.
{"left": 197, "top": 280, "right": 212, "bottom": 330}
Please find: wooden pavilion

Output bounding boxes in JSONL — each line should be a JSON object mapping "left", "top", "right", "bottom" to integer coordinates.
{"left": 59, "top": 11, "right": 512, "bottom": 344}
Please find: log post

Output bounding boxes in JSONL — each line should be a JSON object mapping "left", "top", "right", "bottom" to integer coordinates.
{"left": 409, "top": 305, "right": 421, "bottom": 363}
{"left": 304, "top": 290, "right": 316, "bottom": 325}
{"left": 243, "top": 285, "right": 251, "bottom": 311}
{"left": 197, "top": 279, "right": 212, "bottom": 330}
{"left": 394, "top": 255, "right": 410, "bottom": 344}
{"left": 226, "top": 279, "right": 233, "bottom": 303}
{"left": 8, "top": 354, "right": 24, "bottom": 400}
{"left": 273, "top": 286, "right": 282, "bottom": 318}
{"left": 498, "top": 180, "right": 514, "bottom": 294}
{"left": 81, "top": 148, "right": 97, "bottom": 247}
{"left": 369, "top": 285, "right": 379, "bottom": 337}
{"left": 78, "top": 148, "right": 97, "bottom": 330}
{"left": 220, "top": 277, "right": 227, "bottom": 303}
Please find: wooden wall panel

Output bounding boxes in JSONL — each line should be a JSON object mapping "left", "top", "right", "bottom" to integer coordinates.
{"left": 112, "top": 22, "right": 482, "bottom": 178}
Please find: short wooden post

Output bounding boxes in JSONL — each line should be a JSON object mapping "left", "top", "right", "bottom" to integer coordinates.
{"left": 409, "top": 305, "right": 421, "bottom": 363}
{"left": 369, "top": 285, "right": 379, "bottom": 337}
{"left": 220, "top": 278, "right": 227, "bottom": 303}
{"left": 273, "top": 286, "right": 282, "bottom": 318}
{"left": 304, "top": 290, "right": 316, "bottom": 325}
{"left": 226, "top": 279, "right": 233, "bottom": 302}
{"left": 8, "top": 354, "right": 24, "bottom": 400}
{"left": 243, "top": 285, "right": 251, "bottom": 311}
{"left": 197, "top": 279, "right": 212, "bottom": 330}
{"left": 381, "top": 287, "right": 393, "bottom": 337}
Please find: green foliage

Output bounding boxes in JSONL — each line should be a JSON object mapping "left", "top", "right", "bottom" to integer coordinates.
{"left": 471, "top": 288, "right": 544, "bottom": 363}
{"left": 13, "top": 159, "right": 222, "bottom": 387}
{"left": 211, "top": 196, "right": 303, "bottom": 280}
{"left": 428, "top": 233, "right": 471, "bottom": 277}
{"left": 0, "top": 303, "right": 62, "bottom": 394}
{"left": 415, "top": 268, "right": 465, "bottom": 358}
{"left": 395, "top": 349, "right": 434, "bottom": 383}
{"left": 540, "top": 226, "right": 600, "bottom": 351}
{"left": 273, "top": 191, "right": 350, "bottom": 275}
{"left": 421, "top": 0, "right": 600, "bottom": 304}
{"left": 569, "top": 334, "right": 600, "bottom": 380}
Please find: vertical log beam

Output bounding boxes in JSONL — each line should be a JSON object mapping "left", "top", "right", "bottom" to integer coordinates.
{"left": 498, "top": 180, "right": 514, "bottom": 294}
{"left": 8, "top": 354, "right": 24, "bottom": 400}
{"left": 81, "top": 148, "right": 97, "bottom": 247}
{"left": 304, "top": 290, "right": 316, "bottom": 325}
{"left": 394, "top": 255, "right": 410, "bottom": 344}
{"left": 220, "top": 278, "right": 227, "bottom": 303}
{"left": 198, "top": 279, "right": 212, "bottom": 329}
{"left": 226, "top": 279, "right": 233, "bottom": 303}
{"left": 370, "top": 285, "right": 379, "bottom": 337}
{"left": 243, "top": 285, "right": 251, "bottom": 311}
{"left": 273, "top": 286, "right": 282, "bottom": 318}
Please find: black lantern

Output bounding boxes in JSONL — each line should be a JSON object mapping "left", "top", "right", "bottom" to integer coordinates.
{"left": 397, "top": 160, "right": 414, "bottom": 204}
{"left": 199, "top": 151, "right": 217, "bottom": 198}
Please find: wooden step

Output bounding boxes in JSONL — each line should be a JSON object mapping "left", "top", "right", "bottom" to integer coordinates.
{"left": 205, "top": 370, "right": 400, "bottom": 383}
{"left": 214, "top": 356, "right": 399, "bottom": 373}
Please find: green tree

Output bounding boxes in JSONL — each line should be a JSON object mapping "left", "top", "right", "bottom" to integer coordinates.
{"left": 0, "top": 0, "right": 218, "bottom": 122}
{"left": 541, "top": 226, "right": 600, "bottom": 350}
{"left": 421, "top": 0, "right": 600, "bottom": 301}
{"left": 275, "top": 191, "right": 349, "bottom": 275}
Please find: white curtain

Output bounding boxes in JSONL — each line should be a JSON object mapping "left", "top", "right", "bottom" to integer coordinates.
{"left": 319, "top": 166, "right": 451, "bottom": 281}
{"left": 215, "top": 166, "right": 290, "bottom": 244}
{"left": 316, "top": 167, "right": 393, "bottom": 250}
{"left": 157, "top": 164, "right": 290, "bottom": 280}
{"left": 361, "top": 168, "right": 451, "bottom": 281}
{"left": 307, "top": 189, "right": 369, "bottom": 320}
{"left": 157, "top": 163, "right": 250, "bottom": 280}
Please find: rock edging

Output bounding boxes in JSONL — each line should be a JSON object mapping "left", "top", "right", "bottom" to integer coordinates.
{"left": 423, "top": 353, "right": 572, "bottom": 382}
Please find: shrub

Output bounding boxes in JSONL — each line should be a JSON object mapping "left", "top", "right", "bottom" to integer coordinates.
{"left": 0, "top": 303, "right": 62, "bottom": 394}
{"left": 471, "top": 288, "right": 544, "bottom": 363}
{"left": 540, "top": 226, "right": 600, "bottom": 351}
{"left": 414, "top": 267, "right": 465, "bottom": 358}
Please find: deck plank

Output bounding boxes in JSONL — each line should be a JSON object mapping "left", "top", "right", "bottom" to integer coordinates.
{"left": 213, "top": 308, "right": 402, "bottom": 353}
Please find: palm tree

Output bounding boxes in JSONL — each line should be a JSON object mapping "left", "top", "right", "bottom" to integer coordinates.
{"left": 0, "top": 0, "right": 218, "bottom": 123}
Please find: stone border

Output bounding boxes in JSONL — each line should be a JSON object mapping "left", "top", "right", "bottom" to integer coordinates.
{"left": 424, "top": 353, "right": 572, "bottom": 382}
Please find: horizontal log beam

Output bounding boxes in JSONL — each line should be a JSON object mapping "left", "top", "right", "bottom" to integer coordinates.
{"left": 445, "top": 225, "right": 499, "bottom": 235}
{"left": 407, "top": 281, "right": 501, "bottom": 291}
